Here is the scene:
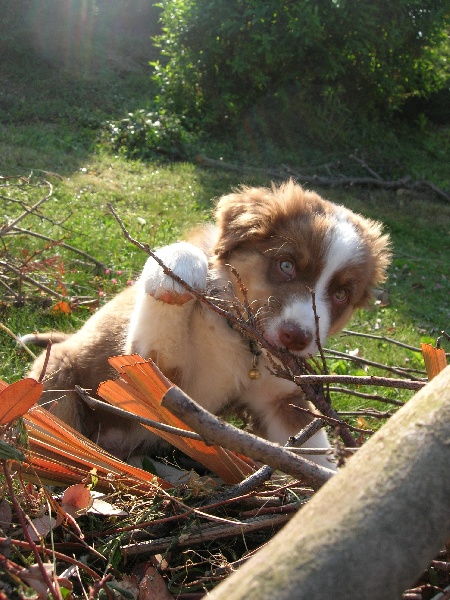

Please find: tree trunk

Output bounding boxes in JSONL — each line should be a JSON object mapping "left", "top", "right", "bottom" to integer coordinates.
{"left": 208, "top": 365, "right": 450, "bottom": 600}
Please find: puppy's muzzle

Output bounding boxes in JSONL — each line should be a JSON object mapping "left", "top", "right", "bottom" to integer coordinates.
{"left": 278, "top": 322, "right": 313, "bottom": 352}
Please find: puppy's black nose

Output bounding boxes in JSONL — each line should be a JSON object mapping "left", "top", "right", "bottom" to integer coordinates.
{"left": 278, "top": 322, "right": 313, "bottom": 352}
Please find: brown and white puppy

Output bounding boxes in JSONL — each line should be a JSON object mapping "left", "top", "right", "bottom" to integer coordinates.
{"left": 24, "top": 181, "right": 391, "bottom": 469}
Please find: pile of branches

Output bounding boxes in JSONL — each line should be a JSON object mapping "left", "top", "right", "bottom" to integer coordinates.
{"left": 0, "top": 180, "right": 449, "bottom": 599}
{"left": 0, "top": 174, "right": 106, "bottom": 308}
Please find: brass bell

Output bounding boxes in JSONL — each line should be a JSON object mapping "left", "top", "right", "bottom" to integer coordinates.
{"left": 248, "top": 367, "right": 261, "bottom": 379}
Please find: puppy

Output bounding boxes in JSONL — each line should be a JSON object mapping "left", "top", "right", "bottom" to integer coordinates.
{"left": 24, "top": 181, "right": 391, "bottom": 469}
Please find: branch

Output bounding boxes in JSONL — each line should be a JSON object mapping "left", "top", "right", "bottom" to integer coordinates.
{"left": 8, "top": 226, "right": 107, "bottom": 270}
{"left": 328, "top": 386, "right": 403, "bottom": 406}
{"left": 0, "top": 180, "right": 53, "bottom": 236}
{"left": 195, "top": 154, "right": 450, "bottom": 201}
{"left": 75, "top": 386, "right": 204, "bottom": 441}
{"left": 121, "top": 513, "right": 293, "bottom": 558}
{"left": 0, "top": 260, "right": 67, "bottom": 300}
{"left": 294, "top": 374, "right": 424, "bottom": 390}
{"left": 162, "top": 386, "right": 335, "bottom": 489}
{"left": 2, "top": 461, "right": 61, "bottom": 600}
{"left": 207, "top": 366, "right": 450, "bottom": 600}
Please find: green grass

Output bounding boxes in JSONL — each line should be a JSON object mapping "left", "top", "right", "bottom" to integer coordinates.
{"left": 0, "top": 38, "right": 449, "bottom": 432}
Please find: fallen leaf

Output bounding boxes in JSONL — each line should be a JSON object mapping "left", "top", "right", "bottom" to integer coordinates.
{"left": 61, "top": 483, "right": 93, "bottom": 517}
{"left": 139, "top": 565, "right": 173, "bottom": 600}
{"left": 0, "top": 498, "right": 12, "bottom": 533}
{"left": 27, "top": 514, "right": 57, "bottom": 541}
{"left": 51, "top": 300, "right": 71, "bottom": 315}
{"left": 89, "top": 492, "right": 128, "bottom": 516}
{"left": 0, "top": 378, "right": 43, "bottom": 424}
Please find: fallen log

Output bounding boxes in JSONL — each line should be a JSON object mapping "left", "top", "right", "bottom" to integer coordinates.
{"left": 207, "top": 365, "right": 450, "bottom": 600}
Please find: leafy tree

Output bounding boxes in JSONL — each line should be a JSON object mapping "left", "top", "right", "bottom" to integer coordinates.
{"left": 152, "top": 0, "right": 450, "bottom": 133}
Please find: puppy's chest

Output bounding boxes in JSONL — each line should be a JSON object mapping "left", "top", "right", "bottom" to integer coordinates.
{"left": 179, "top": 313, "right": 256, "bottom": 412}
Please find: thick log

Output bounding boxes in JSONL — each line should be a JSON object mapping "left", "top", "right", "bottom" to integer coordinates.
{"left": 208, "top": 365, "right": 450, "bottom": 600}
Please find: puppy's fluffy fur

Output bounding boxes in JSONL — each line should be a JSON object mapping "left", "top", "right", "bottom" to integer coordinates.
{"left": 25, "top": 181, "right": 391, "bottom": 469}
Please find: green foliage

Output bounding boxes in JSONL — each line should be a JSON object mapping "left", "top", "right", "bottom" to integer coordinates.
{"left": 107, "top": 109, "right": 196, "bottom": 160}
{"left": 152, "top": 0, "right": 450, "bottom": 133}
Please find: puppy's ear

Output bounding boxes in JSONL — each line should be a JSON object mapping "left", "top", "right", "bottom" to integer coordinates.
{"left": 213, "top": 186, "right": 274, "bottom": 258}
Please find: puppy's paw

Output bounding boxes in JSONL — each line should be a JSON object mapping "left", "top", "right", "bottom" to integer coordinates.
{"left": 141, "top": 242, "right": 208, "bottom": 305}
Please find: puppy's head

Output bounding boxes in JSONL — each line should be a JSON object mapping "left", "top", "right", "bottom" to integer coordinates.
{"left": 213, "top": 180, "right": 391, "bottom": 356}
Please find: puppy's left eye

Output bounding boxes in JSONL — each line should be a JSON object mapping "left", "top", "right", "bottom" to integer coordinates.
{"left": 333, "top": 289, "right": 349, "bottom": 303}
{"left": 278, "top": 260, "right": 295, "bottom": 277}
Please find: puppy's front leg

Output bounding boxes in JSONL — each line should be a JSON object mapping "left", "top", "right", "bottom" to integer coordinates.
{"left": 142, "top": 242, "right": 208, "bottom": 306}
{"left": 126, "top": 242, "right": 208, "bottom": 358}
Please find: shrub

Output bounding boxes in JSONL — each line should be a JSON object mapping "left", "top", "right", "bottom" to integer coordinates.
{"left": 152, "top": 0, "right": 450, "bottom": 134}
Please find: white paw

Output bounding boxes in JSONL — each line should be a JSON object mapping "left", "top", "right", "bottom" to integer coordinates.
{"left": 141, "top": 242, "right": 208, "bottom": 305}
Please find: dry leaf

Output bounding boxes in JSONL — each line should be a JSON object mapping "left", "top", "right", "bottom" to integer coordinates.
{"left": 89, "top": 491, "right": 128, "bottom": 516}
{"left": 61, "top": 483, "right": 93, "bottom": 517}
{"left": 51, "top": 300, "right": 71, "bottom": 315}
{"left": 421, "top": 343, "right": 448, "bottom": 380}
{"left": 20, "top": 562, "right": 73, "bottom": 599}
{"left": 119, "top": 574, "right": 140, "bottom": 600}
{"left": 98, "top": 355, "right": 255, "bottom": 483}
{"left": 0, "top": 498, "right": 12, "bottom": 533}
{"left": 139, "top": 565, "right": 173, "bottom": 600}
{"left": 27, "top": 514, "right": 57, "bottom": 541}
{"left": 0, "top": 378, "right": 43, "bottom": 424}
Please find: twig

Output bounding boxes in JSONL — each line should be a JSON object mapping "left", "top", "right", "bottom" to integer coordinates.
{"left": 38, "top": 342, "right": 53, "bottom": 383}
{"left": 162, "top": 386, "right": 335, "bottom": 489}
{"left": 349, "top": 154, "right": 384, "bottom": 181}
{"left": 337, "top": 409, "right": 394, "bottom": 419}
{"left": 328, "top": 386, "right": 404, "bottom": 406}
{"left": 1, "top": 461, "right": 62, "bottom": 600}
{"left": 195, "top": 154, "right": 450, "bottom": 200}
{"left": 0, "top": 322, "right": 37, "bottom": 359}
{"left": 75, "top": 386, "right": 204, "bottom": 441}
{"left": 8, "top": 226, "right": 107, "bottom": 270}
{"left": 341, "top": 328, "right": 424, "bottom": 353}
{"left": 0, "top": 181, "right": 53, "bottom": 236}
{"left": 0, "top": 260, "right": 67, "bottom": 300}
{"left": 295, "top": 374, "right": 425, "bottom": 390}
{"left": 121, "top": 513, "right": 293, "bottom": 558}
{"left": 290, "top": 405, "right": 374, "bottom": 435}
{"left": 88, "top": 574, "right": 114, "bottom": 600}
{"left": 324, "top": 347, "right": 425, "bottom": 380}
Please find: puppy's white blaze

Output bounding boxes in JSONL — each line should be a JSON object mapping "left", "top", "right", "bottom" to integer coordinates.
{"left": 323, "top": 215, "right": 363, "bottom": 277}
{"left": 265, "top": 295, "right": 330, "bottom": 356}
{"left": 264, "top": 217, "right": 363, "bottom": 356}
{"left": 142, "top": 242, "right": 208, "bottom": 296}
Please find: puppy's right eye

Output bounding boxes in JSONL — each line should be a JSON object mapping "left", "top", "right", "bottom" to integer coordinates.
{"left": 278, "top": 260, "right": 295, "bottom": 277}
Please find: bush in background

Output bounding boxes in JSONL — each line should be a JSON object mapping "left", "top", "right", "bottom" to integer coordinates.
{"left": 152, "top": 0, "right": 449, "bottom": 140}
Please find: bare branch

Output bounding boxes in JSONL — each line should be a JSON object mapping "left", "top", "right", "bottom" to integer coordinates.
{"left": 294, "top": 374, "right": 424, "bottom": 390}
{"left": 0, "top": 180, "right": 53, "bottom": 236}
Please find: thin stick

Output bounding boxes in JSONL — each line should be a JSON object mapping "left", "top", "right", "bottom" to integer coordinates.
{"left": 162, "top": 386, "right": 335, "bottom": 489}
{"left": 2, "top": 461, "right": 62, "bottom": 600}
{"left": 328, "top": 386, "right": 404, "bottom": 406}
{"left": 290, "top": 405, "right": 374, "bottom": 435}
{"left": 122, "top": 513, "right": 293, "bottom": 558}
{"left": 294, "top": 374, "right": 424, "bottom": 390}
{"left": 341, "top": 329, "right": 424, "bottom": 352}
{"left": 0, "top": 261, "right": 67, "bottom": 300}
{"left": 9, "top": 226, "right": 107, "bottom": 270}
{"left": 75, "top": 386, "right": 204, "bottom": 441}
{"left": 0, "top": 322, "right": 37, "bottom": 359}
{"left": 0, "top": 181, "right": 53, "bottom": 236}
{"left": 324, "top": 347, "right": 425, "bottom": 380}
